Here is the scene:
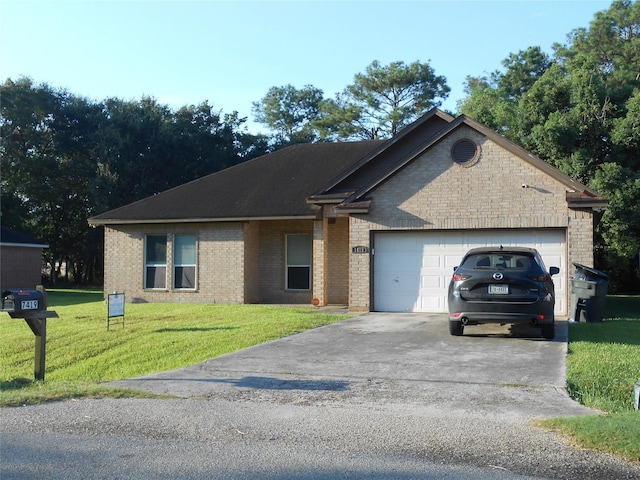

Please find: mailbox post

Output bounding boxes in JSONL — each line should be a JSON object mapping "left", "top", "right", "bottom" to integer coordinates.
{"left": 1, "top": 286, "right": 58, "bottom": 381}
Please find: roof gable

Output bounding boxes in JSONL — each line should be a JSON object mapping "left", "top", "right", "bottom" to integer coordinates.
{"left": 334, "top": 114, "right": 607, "bottom": 211}
{"left": 308, "top": 108, "right": 454, "bottom": 200}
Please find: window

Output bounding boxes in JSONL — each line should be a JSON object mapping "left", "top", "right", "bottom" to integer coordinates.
{"left": 174, "top": 234, "right": 196, "bottom": 289}
{"left": 464, "top": 253, "right": 540, "bottom": 273}
{"left": 145, "top": 235, "right": 167, "bottom": 289}
{"left": 286, "top": 234, "right": 311, "bottom": 290}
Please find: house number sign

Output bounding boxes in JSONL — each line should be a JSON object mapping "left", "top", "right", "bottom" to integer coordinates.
{"left": 351, "top": 246, "right": 369, "bottom": 254}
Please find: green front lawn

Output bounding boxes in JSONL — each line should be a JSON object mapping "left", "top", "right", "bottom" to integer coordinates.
{"left": 0, "top": 289, "right": 349, "bottom": 405}
{"left": 536, "top": 295, "right": 640, "bottom": 464}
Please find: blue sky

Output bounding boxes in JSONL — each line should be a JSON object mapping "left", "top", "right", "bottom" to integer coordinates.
{"left": 1, "top": 0, "right": 612, "bottom": 133}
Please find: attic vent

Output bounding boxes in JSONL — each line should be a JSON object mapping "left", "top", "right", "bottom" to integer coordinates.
{"left": 451, "top": 139, "right": 480, "bottom": 166}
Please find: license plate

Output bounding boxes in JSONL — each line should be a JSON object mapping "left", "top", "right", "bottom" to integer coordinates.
{"left": 488, "top": 284, "right": 509, "bottom": 295}
{"left": 21, "top": 300, "right": 39, "bottom": 310}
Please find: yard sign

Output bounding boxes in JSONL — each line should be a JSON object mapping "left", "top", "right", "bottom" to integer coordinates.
{"left": 107, "top": 292, "right": 125, "bottom": 330}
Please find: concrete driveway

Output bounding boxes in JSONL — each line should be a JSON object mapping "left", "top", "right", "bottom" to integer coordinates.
{"left": 110, "top": 313, "right": 592, "bottom": 419}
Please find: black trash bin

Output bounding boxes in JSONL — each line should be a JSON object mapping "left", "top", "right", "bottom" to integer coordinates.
{"left": 569, "top": 263, "right": 609, "bottom": 322}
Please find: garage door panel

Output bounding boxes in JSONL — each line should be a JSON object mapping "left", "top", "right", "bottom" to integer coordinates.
{"left": 376, "top": 273, "right": 418, "bottom": 290}
{"left": 445, "top": 254, "right": 463, "bottom": 269}
{"left": 422, "top": 254, "right": 441, "bottom": 268}
{"left": 418, "top": 295, "right": 444, "bottom": 311}
{"left": 373, "top": 229, "right": 566, "bottom": 315}
{"left": 542, "top": 254, "right": 563, "bottom": 269}
{"left": 377, "top": 252, "right": 417, "bottom": 271}
{"left": 420, "top": 274, "right": 442, "bottom": 289}
{"left": 375, "top": 292, "right": 419, "bottom": 312}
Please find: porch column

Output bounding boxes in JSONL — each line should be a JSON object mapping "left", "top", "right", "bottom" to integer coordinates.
{"left": 312, "top": 218, "right": 328, "bottom": 306}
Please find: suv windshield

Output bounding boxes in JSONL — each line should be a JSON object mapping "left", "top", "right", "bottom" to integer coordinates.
{"left": 461, "top": 253, "right": 541, "bottom": 272}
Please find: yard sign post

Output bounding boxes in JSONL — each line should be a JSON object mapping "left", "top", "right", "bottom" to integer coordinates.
{"left": 107, "top": 292, "right": 125, "bottom": 331}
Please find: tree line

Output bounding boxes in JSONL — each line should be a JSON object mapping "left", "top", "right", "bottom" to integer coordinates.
{"left": 1, "top": 83, "right": 270, "bottom": 284}
{"left": 1, "top": 0, "right": 638, "bottom": 292}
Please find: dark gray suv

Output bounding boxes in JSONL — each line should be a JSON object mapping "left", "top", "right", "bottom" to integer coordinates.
{"left": 447, "top": 246, "right": 559, "bottom": 339}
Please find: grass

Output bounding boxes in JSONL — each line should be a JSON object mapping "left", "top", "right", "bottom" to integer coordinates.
{"left": 535, "top": 295, "right": 640, "bottom": 464}
{"left": 0, "top": 289, "right": 349, "bottom": 405}
{"left": 3, "top": 290, "right": 639, "bottom": 464}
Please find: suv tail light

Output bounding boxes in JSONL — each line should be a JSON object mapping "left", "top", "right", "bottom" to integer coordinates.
{"left": 530, "top": 274, "right": 549, "bottom": 282}
{"left": 452, "top": 273, "right": 470, "bottom": 281}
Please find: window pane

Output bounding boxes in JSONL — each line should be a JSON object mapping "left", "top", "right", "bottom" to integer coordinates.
{"left": 174, "top": 235, "right": 196, "bottom": 265}
{"left": 146, "top": 235, "right": 167, "bottom": 264}
{"left": 287, "top": 266, "right": 310, "bottom": 290}
{"left": 145, "top": 235, "right": 167, "bottom": 289}
{"left": 174, "top": 266, "right": 195, "bottom": 289}
{"left": 146, "top": 266, "right": 166, "bottom": 289}
{"left": 287, "top": 234, "right": 310, "bottom": 266}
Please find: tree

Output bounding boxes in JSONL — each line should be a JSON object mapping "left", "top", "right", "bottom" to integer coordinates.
{"left": 459, "top": 0, "right": 640, "bottom": 291}
{"left": 525, "top": 0, "right": 640, "bottom": 276}
{"left": 317, "top": 60, "right": 450, "bottom": 140}
{"left": 92, "top": 98, "right": 249, "bottom": 210}
{"left": 91, "top": 96, "right": 174, "bottom": 210}
{"left": 1, "top": 77, "right": 100, "bottom": 284}
{"left": 253, "top": 61, "right": 450, "bottom": 143}
{"left": 252, "top": 84, "right": 324, "bottom": 146}
{"left": 499, "top": 47, "right": 553, "bottom": 100}
{"left": 612, "top": 88, "right": 640, "bottom": 155}
{"left": 458, "top": 46, "right": 551, "bottom": 137}
{"left": 1, "top": 77, "right": 264, "bottom": 285}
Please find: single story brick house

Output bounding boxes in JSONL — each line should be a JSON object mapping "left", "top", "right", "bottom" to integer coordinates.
{"left": 89, "top": 109, "right": 607, "bottom": 315}
{"left": 0, "top": 227, "right": 48, "bottom": 290}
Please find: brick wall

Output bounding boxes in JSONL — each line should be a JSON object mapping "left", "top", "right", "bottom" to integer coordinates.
{"left": 312, "top": 219, "right": 327, "bottom": 305}
{"left": 348, "top": 127, "right": 595, "bottom": 311}
{"left": 327, "top": 217, "right": 349, "bottom": 304}
{"left": 104, "top": 222, "right": 245, "bottom": 303}
{"left": 256, "top": 219, "right": 314, "bottom": 304}
{"left": 0, "top": 246, "right": 43, "bottom": 289}
{"left": 567, "top": 211, "right": 595, "bottom": 269}
{"left": 243, "top": 221, "right": 260, "bottom": 303}
{"left": 103, "top": 219, "right": 327, "bottom": 306}
{"left": 247, "top": 217, "right": 348, "bottom": 306}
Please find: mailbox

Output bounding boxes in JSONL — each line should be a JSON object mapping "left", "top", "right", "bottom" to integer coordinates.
{"left": 2, "top": 286, "right": 57, "bottom": 381}
{"left": 1, "top": 289, "right": 45, "bottom": 313}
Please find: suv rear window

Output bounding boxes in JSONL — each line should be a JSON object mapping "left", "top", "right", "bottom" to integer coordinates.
{"left": 461, "top": 253, "right": 541, "bottom": 271}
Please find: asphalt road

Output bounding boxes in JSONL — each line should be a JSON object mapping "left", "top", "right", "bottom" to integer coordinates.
{"left": 2, "top": 313, "right": 639, "bottom": 479}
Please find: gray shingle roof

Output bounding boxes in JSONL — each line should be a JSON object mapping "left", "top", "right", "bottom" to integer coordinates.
{"left": 89, "top": 140, "right": 384, "bottom": 224}
{"left": 0, "top": 227, "right": 48, "bottom": 248}
{"left": 88, "top": 108, "right": 607, "bottom": 225}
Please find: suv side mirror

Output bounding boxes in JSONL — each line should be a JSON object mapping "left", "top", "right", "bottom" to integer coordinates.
{"left": 549, "top": 267, "right": 560, "bottom": 276}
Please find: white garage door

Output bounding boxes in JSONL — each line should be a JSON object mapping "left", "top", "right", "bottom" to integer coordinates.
{"left": 373, "top": 229, "right": 566, "bottom": 315}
